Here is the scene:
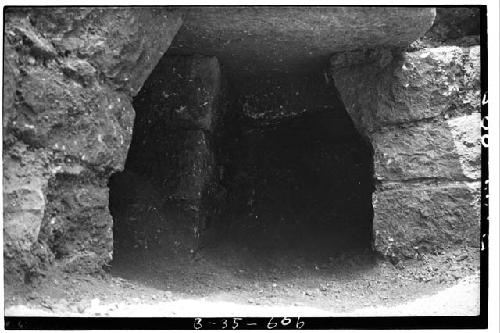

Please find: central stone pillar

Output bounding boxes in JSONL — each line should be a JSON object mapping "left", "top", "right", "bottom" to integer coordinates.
{"left": 111, "top": 55, "right": 223, "bottom": 261}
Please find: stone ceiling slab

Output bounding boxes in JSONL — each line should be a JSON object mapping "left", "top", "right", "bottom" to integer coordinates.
{"left": 169, "top": 7, "right": 436, "bottom": 74}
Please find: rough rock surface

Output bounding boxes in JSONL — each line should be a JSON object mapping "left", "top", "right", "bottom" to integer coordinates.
{"left": 110, "top": 55, "right": 224, "bottom": 262}
{"left": 3, "top": 144, "right": 50, "bottom": 281}
{"left": 3, "top": 8, "right": 182, "bottom": 282}
{"left": 331, "top": 46, "right": 480, "bottom": 136}
{"left": 23, "top": 7, "right": 183, "bottom": 95}
{"left": 374, "top": 183, "right": 480, "bottom": 258}
{"left": 373, "top": 116, "right": 481, "bottom": 182}
{"left": 331, "top": 44, "right": 481, "bottom": 259}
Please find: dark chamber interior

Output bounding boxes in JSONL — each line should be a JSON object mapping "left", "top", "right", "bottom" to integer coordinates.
{"left": 217, "top": 111, "right": 374, "bottom": 255}
{"left": 109, "top": 53, "right": 374, "bottom": 266}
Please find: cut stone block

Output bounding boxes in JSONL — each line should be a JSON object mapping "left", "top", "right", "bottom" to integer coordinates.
{"left": 331, "top": 46, "right": 480, "bottom": 136}
{"left": 373, "top": 182, "right": 480, "bottom": 258}
{"left": 372, "top": 115, "right": 481, "bottom": 181}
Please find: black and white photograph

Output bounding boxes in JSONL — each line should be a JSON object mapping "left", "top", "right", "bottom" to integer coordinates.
{"left": 1, "top": 2, "right": 498, "bottom": 330}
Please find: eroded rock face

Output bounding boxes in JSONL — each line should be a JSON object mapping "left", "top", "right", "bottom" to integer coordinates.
{"left": 23, "top": 7, "right": 183, "bottom": 95}
{"left": 3, "top": 8, "right": 182, "bottom": 282}
{"left": 331, "top": 44, "right": 481, "bottom": 259}
{"left": 3, "top": 143, "right": 50, "bottom": 280}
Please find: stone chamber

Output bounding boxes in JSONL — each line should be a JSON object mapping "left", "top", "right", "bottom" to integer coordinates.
{"left": 109, "top": 54, "right": 375, "bottom": 264}
{"left": 3, "top": 7, "right": 482, "bottom": 285}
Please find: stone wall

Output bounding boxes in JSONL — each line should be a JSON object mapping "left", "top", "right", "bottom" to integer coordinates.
{"left": 331, "top": 44, "right": 481, "bottom": 259}
{"left": 3, "top": 8, "right": 182, "bottom": 282}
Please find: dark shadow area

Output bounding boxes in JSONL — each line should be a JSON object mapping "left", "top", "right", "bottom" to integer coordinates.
{"left": 108, "top": 52, "right": 375, "bottom": 278}
{"left": 212, "top": 109, "right": 374, "bottom": 257}
{"left": 109, "top": 54, "right": 224, "bottom": 266}
{"left": 111, "top": 245, "right": 379, "bottom": 297}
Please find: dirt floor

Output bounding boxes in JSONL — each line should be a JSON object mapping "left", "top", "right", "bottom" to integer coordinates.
{"left": 4, "top": 245, "right": 480, "bottom": 317}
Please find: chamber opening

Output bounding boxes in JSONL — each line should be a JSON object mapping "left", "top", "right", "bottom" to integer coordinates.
{"left": 108, "top": 52, "right": 374, "bottom": 268}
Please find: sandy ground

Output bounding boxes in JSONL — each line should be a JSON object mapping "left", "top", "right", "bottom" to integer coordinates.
{"left": 5, "top": 273, "right": 479, "bottom": 317}
{"left": 4, "top": 247, "right": 481, "bottom": 318}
